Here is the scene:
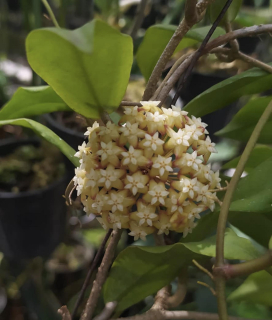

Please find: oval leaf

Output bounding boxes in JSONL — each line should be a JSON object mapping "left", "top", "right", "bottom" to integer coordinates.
{"left": 223, "top": 145, "right": 272, "bottom": 173}
{"left": 104, "top": 229, "right": 260, "bottom": 312}
{"left": 0, "top": 86, "right": 69, "bottom": 120}
{"left": 184, "top": 67, "right": 272, "bottom": 118}
{"left": 136, "top": 25, "right": 225, "bottom": 80}
{"left": 209, "top": 0, "right": 243, "bottom": 24}
{"left": 26, "top": 19, "right": 133, "bottom": 118}
{"left": 0, "top": 118, "right": 79, "bottom": 166}
{"left": 229, "top": 157, "right": 272, "bottom": 213}
{"left": 228, "top": 271, "right": 272, "bottom": 306}
{"left": 216, "top": 96, "right": 272, "bottom": 143}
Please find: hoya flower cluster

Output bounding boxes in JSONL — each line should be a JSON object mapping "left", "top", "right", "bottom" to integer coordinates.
{"left": 73, "top": 102, "right": 220, "bottom": 241}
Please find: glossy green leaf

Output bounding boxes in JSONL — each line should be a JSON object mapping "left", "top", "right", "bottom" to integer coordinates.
{"left": 26, "top": 19, "right": 133, "bottom": 118}
{"left": 104, "top": 229, "right": 260, "bottom": 311}
{"left": 223, "top": 145, "right": 272, "bottom": 173}
{"left": 216, "top": 96, "right": 272, "bottom": 143}
{"left": 228, "top": 271, "right": 272, "bottom": 306}
{"left": 0, "top": 119, "right": 79, "bottom": 166}
{"left": 209, "top": 0, "right": 243, "bottom": 24}
{"left": 136, "top": 25, "right": 225, "bottom": 80}
{"left": 184, "top": 68, "right": 272, "bottom": 118}
{"left": 230, "top": 157, "right": 272, "bottom": 213}
{"left": 0, "top": 86, "right": 69, "bottom": 120}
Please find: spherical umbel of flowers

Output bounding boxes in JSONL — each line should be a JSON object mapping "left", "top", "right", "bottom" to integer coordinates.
{"left": 73, "top": 101, "right": 220, "bottom": 241}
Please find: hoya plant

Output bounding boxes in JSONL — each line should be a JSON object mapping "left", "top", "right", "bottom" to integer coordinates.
{"left": 1, "top": 0, "right": 272, "bottom": 319}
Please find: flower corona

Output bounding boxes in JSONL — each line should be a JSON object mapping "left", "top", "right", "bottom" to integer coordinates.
{"left": 73, "top": 101, "right": 220, "bottom": 241}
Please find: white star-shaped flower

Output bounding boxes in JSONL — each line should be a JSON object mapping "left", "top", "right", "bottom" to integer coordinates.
{"left": 181, "top": 177, "right": 200, "bottom": 199}
{"left": 181, "top": 151, "right": 202, "bottom": 171}
{"left": 96, "top": 141, "right": 114, "bottom": 161}
{"left": 152, "top": 155, "right": 173, "bottom": 176}
{"left": 191, "top": 116, "right": 208, "bottom": 134}
{"left": 108, "top": 212, "right": 122, "bottom": 230}
{"left": 99, "top": 165, "right": 118, "bottom": 189}
{"left": 128, "top": 222, "right": 147, "bottom": 241}
{"left": 92, "top": 194, "right": 107, "bottom": 213}
{"left": 107, "top": 192, "right": 124, "bottom": 212}
{"left": 85, "top": 169, "right": 100, "bottom": 188}
{"left": 146, "top": 111, "right": 166, "bottom": 122}
{"left": 172, "top": 129, "right": 191, "bottom": 146}
{"left": 84, "top": 121, "right": 99, "bottom": 136}
{"left": 124, "top": 172, "right": 146, "bottom": 195}
{"left": 148, "top": 184, "right": 169, "bottom": 205}
{"left": 143, "top": 132, "right": 164, "bottom": 151}
{"left": 202, "top": 136, "right": 217, "bottom": 153}
{"left": 185, "top": 124, "right": 203, "bottom": 141}
{"left": 121, "top": 146, "right": 142, "bottom": 166}
{"left": 183, "top": 220, "right": 197, "bottom": 238}
{"left": 124, "top": 106, "right": 139, "bottom": 116}
{"left": 119, "top": 121, "right": 143, "bottom": 137}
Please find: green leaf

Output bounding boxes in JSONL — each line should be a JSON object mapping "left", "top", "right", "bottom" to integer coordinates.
{"left": 216, "top": 96, "right": 272, "bottom": 143}
{"left": 223, "top": 145, "right": 272, "bottom": 173}
{"left": 209, "top": 0, "right": 243, "bottom": 24}
{"left": 230, "top": 157, "right": 272, "bottom": 213}
{"left": 26, "top": 19, "right": 133, "bottom": 118}
{"left": 136, "top": 25, "right": 225, "bottom": 80}
{"left": 0, "top": 119, "right": 79, "bottom": 166}
{"left": 228, "top": 271, "right": 272, "bottom": 306}
{"left": 269, "top": 236, "right": 272, "bottom": 250}
{"left": 184, "top": 69, "right": 272, "bottom": 118}
{"left": 0, "top": 86, "right": 69, "bottom": 120}
{"left": 104, "top": 229, "right": 260, "bottom": 311}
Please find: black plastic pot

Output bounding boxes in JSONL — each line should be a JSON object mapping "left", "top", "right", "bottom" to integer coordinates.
{"left": 0, "top": 139, "right": 67, "bottom": 260}
{"left": 179, "top": 72, "right": 236, "bottom": 142}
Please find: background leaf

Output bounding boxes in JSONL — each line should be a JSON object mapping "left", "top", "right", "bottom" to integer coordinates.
{"left": 228, "top": 271, "right": 272, "bottom": 306}
{"left": 223, "top": 145, "right": 272, "bottom": 173}
{"left": 26, "top": 19, "right": 133, "bottom": 118}
{"left": 0, "top": 86, "right": 69, "bottom": 120}
{"left": 216, "top": 96, "right": 272, "bottom": 143}
{"left": 229, "top": 157, "right": 272, "bottom": 213}
{"left": 104, "top": 229, "right": 260, "bottom": 312}
{"left": 136, "top": 25, "right": 225, "bottom": 80}
{"left": 0, "top": 119, "right": 78, "bottom": 166}
{"left": 209, "top": 0, "right": 243, "bottom": 24}
{"left": 184, "top": 69, "right": 272, "bottom": 118}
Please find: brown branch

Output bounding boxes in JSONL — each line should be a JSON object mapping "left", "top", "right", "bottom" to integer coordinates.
{"left": 80, "top": 229, "right": 122, "bottom": 320}
{"left": 166, "top": 268, "right": 187, "bottom": 308}
{"left": 157, "top": 23, "right": 272, "bottom": 104}
{"left": 71, "top": 229, "right": 113, "bottom": 319}
{"left": 93, "top": 302, "right": 118, "bottom": 320}
{"left": 130, "top": 0, "right": 149, "bottom": 42}
{"left": 235, "top": 51, "right": 272, "bottom": 73}
{"left": 214, "top": 250, "right": 272, "bottom": 279}
{"left": 142, "top": 0, "right": 215, "bottom": 100}
{"left": 171, "top": 0, "right": 234, "bottom": 105}
{"left": 58, "top": 306, "right": 72, "bottom": 320}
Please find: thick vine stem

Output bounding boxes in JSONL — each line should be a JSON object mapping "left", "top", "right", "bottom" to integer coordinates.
{"left": 71, "top": 229, "right": 113, "bottom": 319}
{"left": 166, "top": 268, "right": 188, "bottom": 308}
{"left": 58, "top": 306, "right": 72, "bottom": 320}
{"left": 80, "top": 229, "right": 123, "bottom": 320}
{"left": 142, "top": 0, "right": 215, "bottom": 100}
{"left": 214, "top": 250, "right": 272, "bottom": 279}
{"left": 215, "top": 100, "right": 272, "bottom": 320}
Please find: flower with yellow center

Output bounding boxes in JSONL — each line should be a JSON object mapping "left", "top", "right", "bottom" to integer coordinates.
{"left": 124, "top": 171, "right": 149, "bottom": 195}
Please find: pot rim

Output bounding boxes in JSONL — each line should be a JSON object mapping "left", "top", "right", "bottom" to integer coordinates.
{"left": 43, "top": 113, "right": 85, "bottom": 139}
{"left": 0, "top": 138, "right": 70, "bottom": 199}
